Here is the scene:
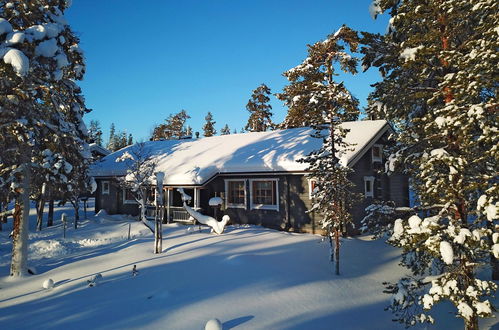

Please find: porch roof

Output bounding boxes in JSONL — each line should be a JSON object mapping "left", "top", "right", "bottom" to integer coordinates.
{"left": 90, "top": 120, "right": 389, "bottom": 186}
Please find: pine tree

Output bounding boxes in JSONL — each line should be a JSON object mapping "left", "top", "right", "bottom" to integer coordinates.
{"left": 361, "top": 1, "right": 498, "bottom": 328}
{"left": 151, "top": 110, "right": 190, "bottom": 140}
{"left": 278, "top": 29, "right": 359, "bottom": 129}
{"left": 107, "top": 123, "right": 116, "bottom": 151}
{"left": 0, "top": 1, "right": 90, "bottom": 276}
{"left": 245, "top": 84, "right": 274, "bottom": 132}
{"left": 202, "top": 112, "right": 217, "bottom": 137}
{"left": 220, "top": 124, "right": 231, "bottom": 135}
{"left": 281, "top": 26, "right": 361, "bottom": 275}
{"left": 88, "top": 120, "right": 103, "bottom": 146}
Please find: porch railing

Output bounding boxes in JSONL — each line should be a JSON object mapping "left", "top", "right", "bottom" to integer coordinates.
{"left": 145, "top": 205, "right": 197, "bottom": 224}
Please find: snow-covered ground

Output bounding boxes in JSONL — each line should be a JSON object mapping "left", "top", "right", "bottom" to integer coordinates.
{"left": 0, "top": 200, "right": 497, "bottom": 329}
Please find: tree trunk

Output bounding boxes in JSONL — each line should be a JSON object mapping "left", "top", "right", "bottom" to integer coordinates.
{"left": 73, "top": 199, "right": 79, "bottom": 229}
{"left": 464, "top": 315, "right": 479, "bottom": 330}
{"left": 36, "top": 183, "right": 47, "bottom": 231}
{"left": 154, "top": 174, "right": 164, "bottom": 254}
{"left": 10, "top": 149, "right": 32, "bottom": 277}
{"left": 334, "top": 228, "right": 340, "bottom": 275}
{"left": 47, "top": 199, "right": 54, "bottom": 227}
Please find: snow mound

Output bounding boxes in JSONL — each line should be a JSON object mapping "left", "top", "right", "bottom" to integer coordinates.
{"left": 29, "top": 240, "right": 70, "bottom": 259}
{"left": 205, "top": 318, "right": 222, "bottom": 330}
{"left": 42, "top": 279, "right": 54, "bottom": 289}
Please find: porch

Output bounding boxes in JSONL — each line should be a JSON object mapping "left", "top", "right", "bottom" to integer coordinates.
{"left": 145, "top": 187, "right": 202, "bottom": 224}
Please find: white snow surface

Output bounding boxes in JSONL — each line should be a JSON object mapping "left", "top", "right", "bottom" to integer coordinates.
{"left": 0, "top": 200, "right": 497, "bottom": 329}
{"left": 91, "top": 120, "right": 389, "bottom": 185}
{"left": 440, "top": 241, "right": 454, "bottom": 265}
{"left": 3, "top": 48, "right": 29, "bottom": 76}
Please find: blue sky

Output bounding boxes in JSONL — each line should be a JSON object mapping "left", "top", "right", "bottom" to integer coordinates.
{"left": 66, "top": 0, "right": 388, "bottom": 143}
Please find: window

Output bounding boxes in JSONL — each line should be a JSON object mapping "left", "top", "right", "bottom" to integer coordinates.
{"left": 372, "top": 144, "right": 383, "bottom": 163}
{"left": 225, "top": 180, "right": 246, "bottom": 208}
{"left": 250, "top": 179, "right": 279, "bottom": 211}
{"left": 102, "top": 181, "right": 110, "bottom": 195}
{"left": 309, "top": 179, "right": 318, "bottom": 199}
{"left": 364, "top": 176, "right": 375, "bottom": 198}
{"left": 123, "top": 188, "right": 137, "bottom": 204}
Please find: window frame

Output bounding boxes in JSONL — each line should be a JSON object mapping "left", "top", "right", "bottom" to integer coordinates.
{"left": 364, "top": 176, "right": 375, "bottom": 198}
{"left": 308, "top": 179, "right": 318, "bottom": 200}
{"left": 224, "top": 179, "right": 247, "bottom": 209}
{"left": 102, "top": 181, "right": 110, "bottom": 195}
{"left": 249, "top": 179, "right": 279, "bottom": 211}
{"left": 123, "top": 188, "right": 138, "bottom": 204}
{"left": 372, "top": 144, "right": 383, "bottom": 163}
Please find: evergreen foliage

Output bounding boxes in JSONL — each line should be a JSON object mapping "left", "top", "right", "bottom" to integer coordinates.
{"left": 282, "top": 26, "right": 361, "bottom": 275}
{"left": 0, "top": 0, "right": 90, "bottom": 276}
{"left": 151, "top": 110, "right": 190, "bottom": 140}
{"left": 220, "top": 124, "right": 231, "bottom": 135}
{"left": 202, "top": 112, "right": 216, "bottom": 137}
{"left": 88, "top": 120, "right": 103, "bottom": 146}
{"left": 107, "top": 123, "right": 132, "bottom": 151}
{"left": 278, "top": 27, "right": 359, "bottom": 128}
{"left": 361, "top": 1, "right": 498, "bottom": 328}
{"left": 245, "top": 83, "right": 274, "bottom": 132}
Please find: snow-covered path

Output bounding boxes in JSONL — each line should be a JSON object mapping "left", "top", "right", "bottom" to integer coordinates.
{"left": 0, "top": 201, "right": 496, "bottom": 329}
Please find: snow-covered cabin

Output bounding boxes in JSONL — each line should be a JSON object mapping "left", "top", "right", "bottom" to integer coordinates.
{"left": 89, "top": 120, "right": 409, "bottom": 233}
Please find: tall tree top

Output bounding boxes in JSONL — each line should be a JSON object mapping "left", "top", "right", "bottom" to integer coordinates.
{"left": 245, "top": 83, "right": 274, "bottom": 132}
{"left": 202, "top": 112, "right": 216, "bottom": 137}
{"left": 278, "top": 26, "right": 360, "bottom": 128}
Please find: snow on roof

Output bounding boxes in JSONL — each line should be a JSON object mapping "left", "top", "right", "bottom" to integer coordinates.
{"left": 90, "top": 120, "right": 389, "bottom": 186}
{"left": 89, "top": 143, "right": 111, "bottom": 156}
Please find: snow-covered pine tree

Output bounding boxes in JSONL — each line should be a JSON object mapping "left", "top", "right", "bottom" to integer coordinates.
{"left": 245, "top": 83, "right": 274, "bottom": 132}
{"left": 115, "top": 143, "right": 157, "bottom": 233}
{"left": 202, "top": 112, "right": 216, "bottom": 137}
{"left": 361, "top": 1, "right": 498, "bottom": 328}
{"left": 107, "top": 123, "right": 116, "bottom": 151}
{"left": 220, "top": 124, "right": 231, "bottom": 135}
{"left": 0, "top": 0, "right": 90, "bottom": 276}
{"left": 151, "top": 110, "right": 190, "bottom": 140}
{"left": 281, "top": 26, "right": 361, "bottom": 275}
{"left": 88, "top": 120, "right": 103, "bottom": 146}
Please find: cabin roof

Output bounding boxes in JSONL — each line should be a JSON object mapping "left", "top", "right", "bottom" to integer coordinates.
{"left": 90, "top": 120, "right": 390, "bottom": 186}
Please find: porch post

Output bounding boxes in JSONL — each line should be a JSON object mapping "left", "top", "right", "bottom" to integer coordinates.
{"left": 194, "top": 188, "right": 200, "bottom": 209}
{"left": 166, "top": 188, "right": 171, "bottom": 224}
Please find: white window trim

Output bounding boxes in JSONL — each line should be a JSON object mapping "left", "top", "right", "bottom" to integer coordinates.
{"left": 372, "top": 144, "right": 383, "bottom": 163}
{"left": 224, "top": 179, "right": 247, "bottom": 209}
{"left": 123, "top": 188, "right": 138, "bottom": 204}
{"left": 308, "top": 179, "right": 318, "bottom": 200}
{"left": 102, "top": 181, "right": 110, "bottom": 195}
{"left": 249, "top": 178, "right": 279, "bottom": 211}
{"left": 364, "top": 176, "right": 375, "bottom": 198}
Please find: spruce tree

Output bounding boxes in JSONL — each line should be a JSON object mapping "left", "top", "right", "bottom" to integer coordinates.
{"left": 107, "top": 123, "right": 116, "bottom": 151}
{"left": 361, "top": 1, "right": 498, "bottom": 328}
{"left": 202, "top": 112, "right": 216, "bottom": 137}
{"left": 0, "top": 0, "right": 90, "bottom": 276}
{"left": 220, "top": 124, "right": 231, "bottom": 135}
{"left": 245, "top": 83, "right": 274, "bottom": 132}
{"left": 88, "top": 120, "right": 103, "bottom": 146}
{"left": 281, "top": 26, "right": 361, "bottom": 275}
